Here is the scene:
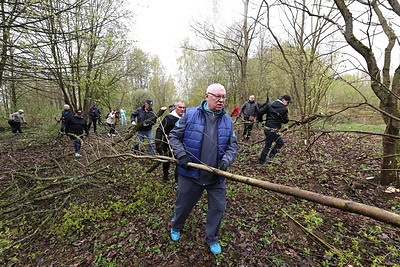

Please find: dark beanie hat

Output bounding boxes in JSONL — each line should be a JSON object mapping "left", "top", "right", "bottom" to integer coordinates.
{"left": 280, "top": 94, "right": 292, "bottom": 103}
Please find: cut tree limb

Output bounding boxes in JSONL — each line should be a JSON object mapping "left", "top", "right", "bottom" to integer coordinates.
{"left": 187, "top": 162, "right": 400, "bottom": 227}
{"left": 90, "top": 153, "right": 400, "bottom": 227}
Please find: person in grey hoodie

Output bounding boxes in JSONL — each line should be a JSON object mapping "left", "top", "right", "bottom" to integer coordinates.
{"left": 168, "top": 83, "right": 238, "bottom": 255}
{"left": 239, "top": 95, "right": 259, "bottom": 140}
{"left": 258, "top": 94, "right": 292, "bottom": 165}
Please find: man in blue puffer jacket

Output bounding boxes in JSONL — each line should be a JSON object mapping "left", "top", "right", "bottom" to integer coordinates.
{"left": 168, "top": 83, "right": 238, "bottom": 255}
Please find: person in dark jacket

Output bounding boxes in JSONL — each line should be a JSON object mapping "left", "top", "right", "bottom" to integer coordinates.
{"left": 88, "top": 103, "right": 101, "bottom": 134}
{"left": 155, "top": 101, "right": 186, "bottom": 182}
{"left": 65, "top": 110, "right": 89, "bottom": 157}
{"left": 239, "top": 95, "right": 259, "bottom": 140}
{"left": 258, "top": 94, "right": 292, "bottom": 165}
{"left": 60, "top": 104, "right": 72, "bottom": 133}
{"left": 168, "top": 83, "right": 238, "bottom": 255}
{"left": 131, "top": 100, "right": 157, "bottom": 155}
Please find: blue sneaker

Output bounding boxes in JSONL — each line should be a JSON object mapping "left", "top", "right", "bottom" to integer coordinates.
{"left": 170, "top": 230, "right": 180, "bottom": 241}
{"left": 210, "top": 243, "right": 222, "bottom": 254}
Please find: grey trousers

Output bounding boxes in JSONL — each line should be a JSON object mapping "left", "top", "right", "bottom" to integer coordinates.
{"left": 171, "top": 175, "right": 226, "bottom": 246}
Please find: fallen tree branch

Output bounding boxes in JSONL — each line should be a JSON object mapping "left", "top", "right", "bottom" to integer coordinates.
{"left": 191, "top": 162, "right": 400, "bottom": 227}
{"left": 88, "top": 153, "right": 400, "bottom": 227}
{"left": 283, "top": 209, "right": 337, "bottom": 251}
{"left": 32, "top": 183, "right": 87, "bottom": 202}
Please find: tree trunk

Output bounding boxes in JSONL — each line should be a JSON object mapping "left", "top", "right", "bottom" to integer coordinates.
{"left": 334, "top": 0, "right": 400, "bottom": 186}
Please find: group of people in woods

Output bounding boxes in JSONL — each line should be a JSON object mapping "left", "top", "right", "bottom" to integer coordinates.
{"left": 7, "top": 83, "right": 291, "bottom": 255}
{"left": 236, "top": 94, "right": 292, "bottom": 164}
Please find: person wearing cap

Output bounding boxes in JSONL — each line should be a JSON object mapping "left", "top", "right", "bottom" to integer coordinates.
{"left": 168, "top": 104, "right": 175, "bottom": 113}
{"left": 88, "top": 103, "right": 102, "bottom": 134}
{"left": 130, "top": 100, "right": 157, "bottom": 155}
{"left": 60, "top": 104, "right": 73, "bottom": 133}
{"left": 239, "top": 95, "right": 259, "bottom": 140}
{"left": 65, "top": 110, "right": 89, "bottom": 157}
{"left": 258, "top": 94, "right": 292, "bottom": 165}
{"left": 168, "top": 83, "right": 238, "bottom": 255}
{"left": 8, "top": 109, "right": 27, "bottom": 134}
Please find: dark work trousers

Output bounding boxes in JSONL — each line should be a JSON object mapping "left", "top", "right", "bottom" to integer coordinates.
{"left": 159, "top": 145, "right": 178, "bottom": 182}
{"left": 61, "top": 121, "right": 67, "bottom": 133}
{"left": 162, "top": 161, "right": 179, "bottom": 182}
{"left": 9, "top": 121, "right": 22, "bottom": 133}
{"left": 243, "top": 120, "right": 254, "bottom": 139}
{"left": 259, "top": 129, "right": 284, "bottom": 163}
{"left": 69, "top": 136, "right": 81, "bottom": 153}
{"left": 88, "top": 117, "right": 99, "bottom": 133}
{"left": 107, "top": 123, "right": 115, "bottom": 134}
{"left": 171, "top": 176, "right": 226, "bottom": 246}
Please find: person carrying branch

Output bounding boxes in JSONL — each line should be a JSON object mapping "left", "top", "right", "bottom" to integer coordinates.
{"left": 130, "top": 99, "right": 157, "bottom": 155}
{"left": 65, "top": 110, "right": 89, "bottom": 157}
{"left": 168, "top": 83, "right": 238, "bottom": 255}
{"left": 8, "top": 109, "right": 27, "bottom": 134}
{"left": 258, "top": 94, "right": 292, "bottom": 165}
{"left": 239, "top": 95, "right": 259, "bottom": 140}
{"left": 155, "top": 101, "right": 186, "bottom": 182}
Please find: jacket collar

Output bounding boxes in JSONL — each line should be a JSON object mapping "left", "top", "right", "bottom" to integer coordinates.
{"left": 200, "top": 100, "right": 225, "bottom": 115}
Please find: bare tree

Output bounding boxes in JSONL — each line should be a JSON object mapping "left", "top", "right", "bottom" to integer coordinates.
{"left": 330, "top": 0, "right": 400, "bottom": 186}
{"left": 263, "top": 0, "right": 342, "bottom": 119}
{"left": 32, "top": 0, "right": 132, "bottom": 114}
{"left": 0, "top": 0, "right": 81, "bottom": 112}
{"left": 272, "top": 0, "right": 400, "bottom": 186}
{"left": 187, "top": 0, "right": 264, "bottom": 102}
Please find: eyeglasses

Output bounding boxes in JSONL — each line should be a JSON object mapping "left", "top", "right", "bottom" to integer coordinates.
{"left": 207, "top": 92, "right": 227, "bottom": 99}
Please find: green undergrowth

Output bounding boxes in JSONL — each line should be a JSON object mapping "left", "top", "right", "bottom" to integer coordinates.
{"left": 1, "top": 130, "right": 399, "bottom": 266}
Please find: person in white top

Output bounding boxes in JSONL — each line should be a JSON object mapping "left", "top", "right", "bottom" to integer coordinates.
{"left": 106, "top": 109, "right": 119, "bottom": 136}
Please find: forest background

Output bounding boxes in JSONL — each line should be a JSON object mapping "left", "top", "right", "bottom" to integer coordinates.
{"left": 1, "top": 0, "right": 400, "bottom": 266}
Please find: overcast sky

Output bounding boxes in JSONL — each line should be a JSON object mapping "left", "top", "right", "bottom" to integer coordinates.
{"left": 128, "top": 1, "right": 399, "bottom": 79}
{"left": 130, "top": 0, "right": 243, "bottom": 75}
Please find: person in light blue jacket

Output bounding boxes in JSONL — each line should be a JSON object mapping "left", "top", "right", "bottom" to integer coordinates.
{"left": 120, "top": 107, "right": 127, "bottom": 125}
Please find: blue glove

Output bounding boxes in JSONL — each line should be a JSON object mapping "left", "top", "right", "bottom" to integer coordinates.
{"left": 178, "top": 155, "right": 192, "bottom": 169}
{"left": 218, "top": 160, "right": 228, "bottom": 171}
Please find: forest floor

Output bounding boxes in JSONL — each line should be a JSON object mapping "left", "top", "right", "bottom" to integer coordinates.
{"left": 0, "top": 121, "right": 399, "bottom": 266}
